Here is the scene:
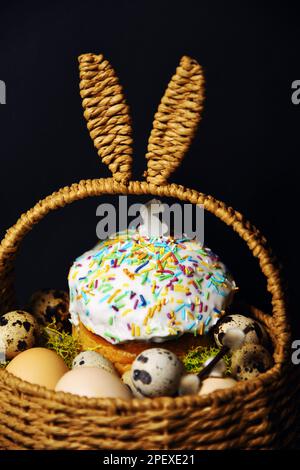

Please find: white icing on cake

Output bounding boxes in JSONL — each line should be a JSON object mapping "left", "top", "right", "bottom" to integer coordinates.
{"left": 68, "top": 229, "right": 236, "bottom": 344}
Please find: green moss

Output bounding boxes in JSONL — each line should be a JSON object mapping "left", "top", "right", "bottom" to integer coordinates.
{"left": 41, "top": 320, "right": 81, "bottom": 368}
{"left": 182, "top": 345, "right": 232, "bottom": 375}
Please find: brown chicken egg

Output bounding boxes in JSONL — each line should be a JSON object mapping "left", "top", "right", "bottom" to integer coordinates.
{"left": 6, "top": 347, "right": 69, "bottom": 389}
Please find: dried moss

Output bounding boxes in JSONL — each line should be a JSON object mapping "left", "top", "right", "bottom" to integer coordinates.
{"left": 41, "top": 320, "right": 81, "bottom": 368}
{"left": 182, "top": 345, "right": 231, "bottom": 375}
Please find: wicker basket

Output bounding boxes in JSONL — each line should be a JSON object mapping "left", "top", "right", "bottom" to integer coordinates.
{"left": 0, "top": 54, "right": 297, "bottom": 450}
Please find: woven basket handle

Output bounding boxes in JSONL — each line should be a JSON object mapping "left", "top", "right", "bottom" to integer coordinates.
{"left": 0, "top": 180, "right": 289, "bottom": 363}
{"left": 79, "top": 53, "right": 133, "bottom": 183}
{"left": 144, "top": 56, "right": 205, "bottom": 185}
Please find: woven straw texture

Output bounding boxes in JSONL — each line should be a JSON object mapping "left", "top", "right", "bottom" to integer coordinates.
{"left": 0, "top": 54, "right": 298, "bottom": 450}
{"left": 79, "top": 53, "right": 133, "bottom": 183}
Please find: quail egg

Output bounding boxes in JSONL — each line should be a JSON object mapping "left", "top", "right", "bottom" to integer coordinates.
{"left": 214, "top": 314, "right": 268, "bottom": 349}
{"left": 28, "top": 289, "right": 70, "bottom": 331}
{"left": 122, "top": 370, "right": 144, "bottom": 399}
{"left": 0, "top": 311, "right": 38, "bottom": 360}
{"left": 231, "top": 343, "right": 273, "bottom": 381}
{"left": 72, "top": 350, "right": 117, "bottom": 375}
{"left": 131, "top": 348, "right": 184, "bottom": 397}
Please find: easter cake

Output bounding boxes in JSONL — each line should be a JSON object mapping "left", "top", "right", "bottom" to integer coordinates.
{"left": 69, "top": 202, "right": 236, "bottom": 373}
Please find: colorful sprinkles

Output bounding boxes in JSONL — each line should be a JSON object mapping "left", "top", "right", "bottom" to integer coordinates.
{"left": 69, "top": 230, "right": 236, "bottom": 344}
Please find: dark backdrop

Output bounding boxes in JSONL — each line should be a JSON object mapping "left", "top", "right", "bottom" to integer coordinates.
{"left": 0, "top": 1, "right": 299, "bottom": 335}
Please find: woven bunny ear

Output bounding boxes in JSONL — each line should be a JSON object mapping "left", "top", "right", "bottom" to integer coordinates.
{"left": 144, "top": 56, "right": 205, "bottom": 185}
{"left": 79, "top": 53, "right": 133, "bottom": 183}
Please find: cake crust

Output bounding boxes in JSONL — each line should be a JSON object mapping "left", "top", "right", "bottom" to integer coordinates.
{"left": 73, "top": 320, "right": 212, "bottom": 375}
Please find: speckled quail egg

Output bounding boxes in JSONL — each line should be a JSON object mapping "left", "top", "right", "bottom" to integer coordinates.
{"left": 28, "top": 289, "right": 70, "bottom": 331}
{"left": 131, "top": 348, "right": 184, "bottom": 397}
{"left": 231, "top": 343, "right": 273, "bottom": 381}
{"left": 0, "top": 311, "right": 38, "bottom": 360}
{"left": 122, "top": 370, "right": 144, "bottom": 399}
{"left": 72, "top": 350, "right": 117, "bottom": 375}
{"left": 214, "top": 314, "right": 268, "bottom": 349}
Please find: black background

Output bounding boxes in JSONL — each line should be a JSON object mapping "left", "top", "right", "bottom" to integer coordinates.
{"left": 0, "top": 1, "right": 299, "bottom": 334}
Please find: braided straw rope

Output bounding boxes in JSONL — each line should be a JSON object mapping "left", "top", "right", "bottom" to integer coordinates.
{"left": 145, "top": 56, "right": 205, "bottom": 185}
{"left": 0, "top": 54, "right": 297, "bottom": 449}
{"left": 79, "top": 53, "right": 133, "bottom": 183}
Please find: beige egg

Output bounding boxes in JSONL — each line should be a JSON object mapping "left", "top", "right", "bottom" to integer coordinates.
{"left": 178, "top": 374, "right": 201, "bottom": 396}
{"left": 6, "top": 347, "right": 69, "bottom": 389}
{"left": 0, "top": 311, "right": 38, "bottom": 360}
{"left": 198, "top": 377, "right": 237, "bottom": 395}
{"left": 55, "top": 367, "right": 132, "bottom": 399}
